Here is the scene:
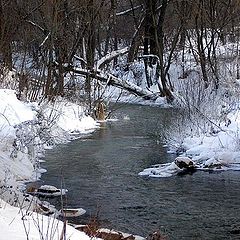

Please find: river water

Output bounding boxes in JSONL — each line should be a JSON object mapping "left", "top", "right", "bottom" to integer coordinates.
{"left": 42, "top": 104, "right": 240, "bottom": 239}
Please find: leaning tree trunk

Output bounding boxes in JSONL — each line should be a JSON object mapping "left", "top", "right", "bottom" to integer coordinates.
{"left": 155, "top": 0, "right": 174, "bottom": 102}
{"left": 65, "top": 66, "right": 158, "bottom": 101}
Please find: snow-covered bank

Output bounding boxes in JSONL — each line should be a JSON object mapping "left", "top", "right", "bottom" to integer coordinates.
{"left": 0, "top": 89, "right": 99, "bottom": 184}
{"left": 0, "top": 199, "right": 99, "bottom": 240}
{"left": 139, "top": 109, "right": 240, "bottom": 178}
{"left": 0, "top": 89, "right": 37, "bottom": 183}
{"left": 0, "top": 89, "right": 99, "bottom": 239}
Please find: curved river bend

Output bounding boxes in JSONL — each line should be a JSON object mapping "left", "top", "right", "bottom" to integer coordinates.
{"left": 42, "top": 104, "right": 240, "bottom": 240}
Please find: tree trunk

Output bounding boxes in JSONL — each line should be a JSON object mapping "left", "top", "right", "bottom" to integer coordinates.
{"left": 85, "top": 0, "right": 96, "bottom": 110}
{"left": 155, "top": 0, "right": 174, "bottom": 102}
{"left": 54, "top": 0, "right": 69, "bottom": 96}
{"left": 143, "top": 0, "right": 157, "bottom": 87}
{"left": 127, "top": 17, "right": 144, "bottom": 63}
{"left": 0, "top": 0, "right": 12, "bottom": 69}
{"left": 195, "top": 0, "right": 209, "bottom": 88}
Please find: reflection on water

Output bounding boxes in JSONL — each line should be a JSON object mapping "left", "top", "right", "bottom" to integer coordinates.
{"left": 42, "top": 104, "right": 240, "bottom": 239}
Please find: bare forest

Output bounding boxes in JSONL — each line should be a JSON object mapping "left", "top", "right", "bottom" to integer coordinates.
{"left": 0, "top": 0, "right": 239, "bottom": 112}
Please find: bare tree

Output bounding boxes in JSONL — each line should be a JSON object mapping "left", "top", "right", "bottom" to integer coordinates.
{"left": 0, "top": 0, "right": 13, "bottom": 69}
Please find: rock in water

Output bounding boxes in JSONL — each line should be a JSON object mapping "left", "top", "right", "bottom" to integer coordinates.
{"left": 174, "top": 157, "right": 195, "bottom": 169}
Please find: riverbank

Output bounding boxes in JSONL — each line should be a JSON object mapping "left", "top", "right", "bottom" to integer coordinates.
{"left": 0, "top": 89, "right": 99, "bottom": 239}
{"left": 139, "top": 106, "right": 240, "bottom": 178}
{"left": 2, "top": 87, "right": 240, "bottom": 239}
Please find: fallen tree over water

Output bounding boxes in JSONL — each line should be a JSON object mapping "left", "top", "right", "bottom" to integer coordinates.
{"left": 65, "top": 66, "right": 159, "bottom": 101}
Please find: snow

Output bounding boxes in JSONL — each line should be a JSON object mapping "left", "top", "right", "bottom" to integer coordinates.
{"left": 97, "top": 228, "right": 145, "bottom": 240}
{"left": 175, "top": 156, "right": 193, "bottom": 165}
{"left": 0, "top": 91, "right": 99, "bottom": 184}
{"left": 1, "top": 31, "right": 240, "bottom": 238}
{"left": 0, "top": 90, "right": 36, "bottom": 183}
{"left": 32, "top": 185, "right": 68, "bottom": 197}
{"left": 139, "top": 110, "right": 240, "bottom": 177}
{"left": 0, "top": 88, "right": 100, "bottom": 239}
{"left": 42, "top": 100, "right": 99, "bottom": 134}
{"left": 60, "top": 208, "right": 86, "bottom": 217}
{"left": 133, "top": 37, "right": 240, "bottom": 178}
{"left": 0, "top": 89, "right": 35, "bottom": 126}
{"left": 97, "top": 47, "right": 129, "bottom": 70}
{"left": 139, "top": 162, "right": 181, "bottom": 178}
{"left": 115, "top": 4, "right": 142, "bottom": 16}
{"left": 0, "top": 200, "right": 98, "bottom": 240}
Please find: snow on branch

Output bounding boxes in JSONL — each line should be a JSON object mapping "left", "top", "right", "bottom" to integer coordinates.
{"left": 74, "top": 55, "right": 87, "bottom": 65}
{"left": 139, "top": 54, "right": 160, "bottom": 63}
{"left": 26, "top": 20, "right": 46, "bottom": 34}
{"left": 97, "top": 47, "right": 129, "bottom": 70}
{"left": 39, "top": 32, "right": 51, "bottom": 48}
{"left": 116, "top": 4, "right": 143, "bottom": 16}
{"left": 65, "top": 66, "right": 158, "bottom": 101}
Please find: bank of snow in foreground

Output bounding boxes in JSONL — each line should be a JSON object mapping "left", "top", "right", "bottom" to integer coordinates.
{"left": 0, "top": 200, "right": 100, "bottom": 240}
{"left": 0, "top": 89, "right": 99, "bottom": 239}
{"left": 139, "top": 110, "right": 240, "bottom": 178}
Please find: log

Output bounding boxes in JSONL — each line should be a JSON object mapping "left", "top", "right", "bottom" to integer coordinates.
{"left": 67, "top": 67, "right": 158, "bottom": 100}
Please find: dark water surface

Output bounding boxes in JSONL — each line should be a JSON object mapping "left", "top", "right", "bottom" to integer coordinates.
{"left": 42, "top": 104, "right": 240, "bottom": 239}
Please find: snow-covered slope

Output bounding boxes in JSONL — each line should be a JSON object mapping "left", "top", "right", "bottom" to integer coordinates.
{"left": 0, "top": 89, "right": 99, "bottom": 240}
{"left": 0, "top": 89, "right": 37, "bottom": 183}
{"left": 0, "top": 90, "right": 98, "bottom": 183}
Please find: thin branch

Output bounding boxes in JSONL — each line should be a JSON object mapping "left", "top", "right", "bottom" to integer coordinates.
{"left": 39, "top": 32, "right": 51, "bottom": 48}
{"left": 73, "top": 55, "right": 87, "bottom": 65}
{"left": 115, "top": 4, "right": 143, "bottom": 16}
{"left": 25, "top": 20, "right": 47, "bottom": 34}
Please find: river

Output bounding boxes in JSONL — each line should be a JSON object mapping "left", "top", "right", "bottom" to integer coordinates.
{"left": 42, "top": 103, "right": 240, "bottom": 239}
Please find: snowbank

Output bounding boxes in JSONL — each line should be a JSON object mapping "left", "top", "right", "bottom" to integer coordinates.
{"left": 0, "top": 89, "right": 35, "bottom": 126}
{"left": 0, "top": 90, "right": 98, "bottom": 184}
{"left": 0, "top": 89, "right": 37, "bottom": 183}
{"left": 0, "top": 89, "right": 99, "bottom": 239}
{"left": 0, "top": 200, "right": 99, "bottom": 240}
{"left": 139, "top": 110, "right": 240, "bottom": 178}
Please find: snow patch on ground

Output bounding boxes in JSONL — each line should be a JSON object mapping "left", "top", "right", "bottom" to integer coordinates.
{"left": 42, "top": 100, "right": 98, "bottom": 134}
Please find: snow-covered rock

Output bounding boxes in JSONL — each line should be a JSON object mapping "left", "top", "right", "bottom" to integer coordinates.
{"left": 174, "top": 156, "right": 195, "bottom": 169}
{"left": 203, "top": 157, "right": 223, "bottom": 169}
{"left": 139, "top": 162, "right": 181, "bottom": 178}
